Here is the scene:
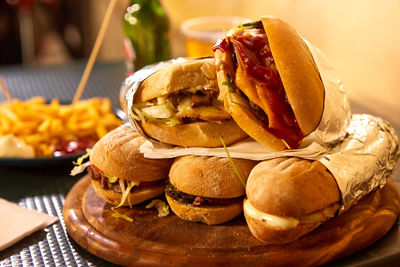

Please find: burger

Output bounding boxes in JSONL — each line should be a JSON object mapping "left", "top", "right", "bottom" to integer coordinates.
{"left": 165, "top": 155, "right": 257, "bottom": 224}
{"left": 244, "top": 157, "right": 340, "bottom": 244}
{"left": 213, "top": 16, "right": 325, "bottom": 150}
{"left": 88, "top": 125, "right": 173, "bottom": 206}
{"left": 130, "top": 57, "right": 248, "bottom": 147}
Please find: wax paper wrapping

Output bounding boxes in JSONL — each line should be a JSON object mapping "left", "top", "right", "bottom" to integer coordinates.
{"left": 121, "top": 40, "right": 351, "bottom": 158}
{"left": 120, "top": 41, "right": 398, "bottom": 212}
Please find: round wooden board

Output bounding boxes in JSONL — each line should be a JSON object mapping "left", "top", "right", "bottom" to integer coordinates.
{"left": 63, "top": 176, "right": 400, "bottom": 266}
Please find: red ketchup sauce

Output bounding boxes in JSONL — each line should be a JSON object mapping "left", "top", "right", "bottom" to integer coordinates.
{"left": 53, "top": 137, "right": 97, "bottom": 157}
{"left": 213, "top": 24, "right": 303, "bottom": 149}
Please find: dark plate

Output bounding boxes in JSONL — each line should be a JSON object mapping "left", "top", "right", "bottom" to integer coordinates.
{"left": 0, "top": 153, "right": 82, "bottom": 167}
{"left": 0, "top": 104, "right": 126, "bottom": 168}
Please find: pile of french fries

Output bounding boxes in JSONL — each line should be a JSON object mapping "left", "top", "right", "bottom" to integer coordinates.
{"left": 0, "top": 97, "right": 122, "bottom": 157}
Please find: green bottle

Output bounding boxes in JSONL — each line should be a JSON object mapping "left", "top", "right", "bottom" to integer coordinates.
{"left": 123, "top": 0, "right": 171, "bottom": 71}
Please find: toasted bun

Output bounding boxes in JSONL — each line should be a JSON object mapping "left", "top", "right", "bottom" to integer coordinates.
{"left": 90, "top": 125, "right": 173, "bottom": 182}
{"left": 244, "top": 199, "right": 339, "bottom": 244}
{"left": 244, "top": 157, "right": 340, "bottom": 244}
{"left": 169, "top": 155, "right": 257, "bottom": 198}
{"left": 133, "top": 57, "right": 248, "bottom": 147}
{"left": 134, "top": 58, "right": 217, "bottom": 103}
{"left": 244, "top": 205, "right": 320, "bottom": 244}
{"left": 91, "top": 179, "right": 165, "bottom": 206}
{"left": 214, "top": 16, "right": 324, "bottom": 149}
{"left": 261, "top": 16, "right": 324, "bottom": 135}
{"left": 246, "top": 157, "right": 339, "bottom": 217}
{"left": 165, "top": 193, "right": 243, "bottom": 225}
{"left": 140, "top": 120, "right": 247, "bottom": 148}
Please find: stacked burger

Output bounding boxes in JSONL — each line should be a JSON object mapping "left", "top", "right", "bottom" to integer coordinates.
{"left": 83, "top": 57, "right": 256, "bottom": 225}
{"left": 79, "top": 16, "right": 399, "bottom": 249}
{"left": 211, "top": 16, "right": 340, "bottom": 243}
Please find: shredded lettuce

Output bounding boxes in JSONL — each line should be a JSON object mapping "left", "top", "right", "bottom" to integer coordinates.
{"left": 220, "top": 137, "right": 246, "bottom": 188}
{"left": 132, "top": 105, "right": 181, "bottom": 126}
{"left": 110, "top": 180, "right": 140, "bottom": 222}
{"left": 165, "top": 118, "right": 181, "bottom": 126}
{"left": 145, "top": 199, "right": 170, "bottom": 217}
{"left": 224, "top": 29, "right": 231, "bottom": 46}
{"left": 222, "top": 74, "right": 237, "bottom": 93}
{"left": 115, "top": 180, "right": 140, "bottom": 209}
{"left": 73, "top": 149, "right": 91, "bottom": 165}
{"left": 107, "top": 176, "right": 118, "bottom": 183}
{"left": 111, "top": 207, "right": 133, "bottom": 222}
{"left": 281, "top": 139, "right": 292, "bottom": 150}
{"left": 132, "top": 107, "right": 145, "bottom": 121}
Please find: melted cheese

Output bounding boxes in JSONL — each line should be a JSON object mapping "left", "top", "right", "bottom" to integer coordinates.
{"left": 244, "top": 199, "right": 339, "bottom": 229}
{"left": 177, "top": 96, "right": 230, "bottom": 121}
{"left": 235, "top": 64, "right": 264, "bottom": 109}
{"left": 244, "top": 199, "right": 299, "bottom": 229}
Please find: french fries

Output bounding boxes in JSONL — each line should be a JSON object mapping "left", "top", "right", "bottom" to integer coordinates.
{"left": 0, "top": 97, "right": 122, "bottom": 157}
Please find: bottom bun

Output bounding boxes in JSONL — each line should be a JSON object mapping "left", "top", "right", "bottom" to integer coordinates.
{"left": 244, "top": 209, "right": 320, "bottom": 244}
{"left": 92, "top": 179, "right": 165, "bottom": 206}
{"left": 165, "top": 194, "right": 243, "bottom": 225}
{"left": 140, "top": 120, "right": 247, "bottom": 147}
{"left": 243, "top": 198, "right": 340, "bottom": 244}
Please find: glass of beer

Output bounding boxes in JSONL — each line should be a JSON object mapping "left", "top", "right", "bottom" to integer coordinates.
{"left": 181, "top": 16, "right": 249, "bottom": 58}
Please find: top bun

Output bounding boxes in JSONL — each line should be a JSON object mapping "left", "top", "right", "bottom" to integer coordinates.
{"left": 90, "top": 125, "right": 173, "bottom": 182}
{"left": 134, "top": 58, "right": 217, "bottom": 103}
{"left": 261, "top": 16, "right": 324, "bottom": 135}
{"left": 169, "top": 155, "right": 258, "bottom": 198}
{"left": 246, "top": 157, "right": 340, "bottom": 218}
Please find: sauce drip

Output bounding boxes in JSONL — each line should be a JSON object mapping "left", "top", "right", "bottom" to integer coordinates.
{"left": 213, "top": 24, "right": 303, "bottom": 149}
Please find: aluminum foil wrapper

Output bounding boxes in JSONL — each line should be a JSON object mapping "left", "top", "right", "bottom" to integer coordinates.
{"left": 120, "top": 57, "right": 190, "bottom": 145}
{"left": 121, "top": 40, "right": 351, "bottom": 154}
{"left": 320, "top": 114, "right": 399, "bottom": 212}
{"left": 302, "top": 40, "right": 352, "bottom": 146}
{"left": 129, "top": 44, "right": 351, "bottom": 160}
{"left": 119, "top": 42, "right": 397, "bottom": 212}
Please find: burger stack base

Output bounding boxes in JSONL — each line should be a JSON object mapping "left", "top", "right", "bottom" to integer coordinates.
{"left": 130, "top": 16, "right": 399, "bottom": 241}
{"left": 63, "top": 175, "right": 400, "bottom": 266}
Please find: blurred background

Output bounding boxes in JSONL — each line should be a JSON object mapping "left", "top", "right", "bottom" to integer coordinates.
{"left": 0, "top": 0, "right": 399, "bottom": 122}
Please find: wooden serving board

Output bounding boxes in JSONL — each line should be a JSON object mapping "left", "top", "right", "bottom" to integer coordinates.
{"left": 63, "top": 176, "right": 400, "bottom": 266}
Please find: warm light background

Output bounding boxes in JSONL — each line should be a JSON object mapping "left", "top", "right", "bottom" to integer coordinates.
{"left": 94, "top": 0, "right": 400, "bottom": 123}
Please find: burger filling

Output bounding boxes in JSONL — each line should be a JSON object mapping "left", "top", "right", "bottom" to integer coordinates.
{"left": 131, "top": 86, "right": 231, "bottom": 126}
{"left": 88, "top": 164, "right": 163, "bottom": 193}
{"left": 213, "top": 21, "right": 303, "bottom": 149}
{"left": 244, "top": 199, "right": 339, "bottom": 229}
{"left": 165, "top": 180, "right": 243, "bottom": 207}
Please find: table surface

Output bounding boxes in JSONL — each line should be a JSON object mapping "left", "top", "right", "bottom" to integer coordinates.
{"left": 0, "top": 61, "right": 399, "bottom": 267}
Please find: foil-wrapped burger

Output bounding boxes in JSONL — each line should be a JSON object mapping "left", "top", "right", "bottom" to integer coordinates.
{"left": 127, "top": 58, "right": 248, "bottom": 147}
